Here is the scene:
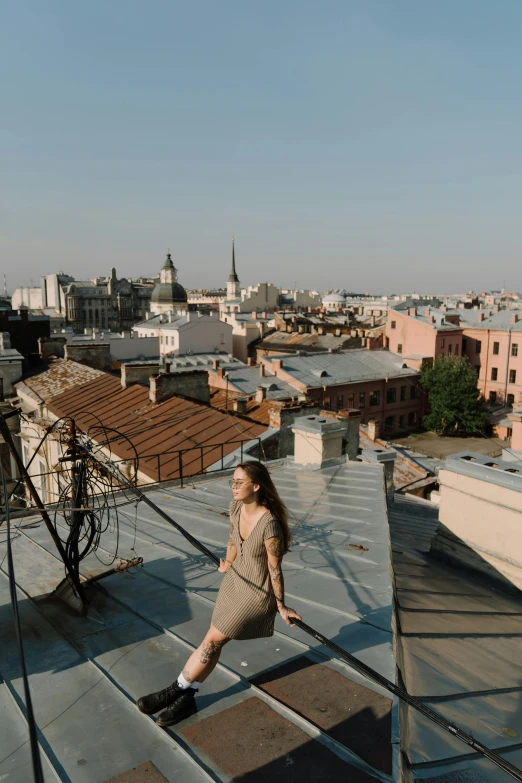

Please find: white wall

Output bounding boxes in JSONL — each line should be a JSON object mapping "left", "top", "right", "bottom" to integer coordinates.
{"left": 161, "top": 313, "right": 233, "bottom": 357}
{"left": 11, "top": 287, "right": 44, "bottom": 310}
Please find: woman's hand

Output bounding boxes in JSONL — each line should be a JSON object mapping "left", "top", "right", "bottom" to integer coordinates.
{"left": 278, "top": 605, "right": 302, "bottom": 626}
{"left": 218, "top": 558, "right": 231, "bottom": 573}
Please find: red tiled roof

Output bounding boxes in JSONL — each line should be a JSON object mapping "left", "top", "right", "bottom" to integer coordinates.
{"left": 47, "top": 374, "right": 266, "bottom": 483}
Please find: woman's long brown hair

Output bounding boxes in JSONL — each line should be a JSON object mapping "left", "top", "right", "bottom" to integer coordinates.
{"left": 237, "top": 462, "right": 291, "bottom": 553}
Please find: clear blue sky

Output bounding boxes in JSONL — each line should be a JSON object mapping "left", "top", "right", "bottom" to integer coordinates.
{"left": 2, "top": 1, "right": 522, "bottom": 294}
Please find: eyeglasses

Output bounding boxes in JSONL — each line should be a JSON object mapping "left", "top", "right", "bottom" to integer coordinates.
{"left": 228, "top": 479, "right": 251, "bottom": 488}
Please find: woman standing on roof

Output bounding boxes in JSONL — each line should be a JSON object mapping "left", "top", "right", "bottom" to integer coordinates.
{"left": 137, "top": 461, "right": 301, "bottom": 726}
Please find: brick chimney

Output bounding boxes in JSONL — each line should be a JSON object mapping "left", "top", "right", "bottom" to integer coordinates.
{"left": 233, "top": 397, "right": 247, "bottom": 415}
{"left": 255, "top": 386, "right": 266, "bottom": 403}
{"left": 247, "top": 357, "right": 255, "bottom": 366}
{"left": 259, "top": 364, "right": 266, "bottom": 377}
{"left": 512, "top": 314, "right": 519, "bottom": 324}
{"left": 149, "top": 369, "right": 210, "bottom": 404}
{"left": 408, "top": 308, "right": 417, "bottom": 317}
{"left": 212, "top": 358, "right": 220, "bottom": 370}
{"left": 121, "top": 361, "right": 160, "bottom": 388}
{"left": 64, "top": 343, "right": 112, "bottom": 372}
{"left": 478, "top": 313, "right": 485, "bottom": 322}
{"left": 273, "top": 359, "right": 283, "bottom": 371}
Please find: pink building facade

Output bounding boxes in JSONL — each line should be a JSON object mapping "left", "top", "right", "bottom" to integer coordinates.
{"left": 386, "top": 307, "right": 463, "bottom": 370}
{"left": 461, "top": 314, "right": 522, "bottom": 408}
{"left": 386, "top": 307, "right": 522, "bottom": 440}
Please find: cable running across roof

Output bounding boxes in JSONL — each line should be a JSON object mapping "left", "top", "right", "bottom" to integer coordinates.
{"left": 76, "top": 441, "right": 522, "bottom": 783}
{"left": 0, "top": 463, "right": 45, "bottom": 783}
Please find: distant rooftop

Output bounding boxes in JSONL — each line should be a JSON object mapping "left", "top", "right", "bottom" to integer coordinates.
{"left": 260, "top": 349, "right": 419, "bottom": 389}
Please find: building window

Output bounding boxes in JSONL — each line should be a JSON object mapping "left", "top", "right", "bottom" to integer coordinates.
{"left": 369, "top": 390, "right": 380, "bottom": 406}
{"left": 391, "top": 321, "right": 396, "bottom": 329}
{"left": 508, "top": 393, "right": 515, "bottom": 405}
{"left": 475, "top": 340, "right": 481, "bottom": 354}
{"left": 220, "top": 333, "right": 225, "bottom": 344}
{"left": 384, "top": 415, "right": 395, "bottom": 431}
{"left": 441, "top": 338, "right": 445, "bottom": 349}
{"left": 493, "top": 342, "right": 499, "bottom": 355}
{"left": 489, "top": 391, "right": 497, "bottom": 404}
{"left": 512, "top": 343, "right": 519, "bottom": 357}
{"left": 462, "top": 338, "right": 467, "bottom": 351}
{"left": 400, "top": 385, "right": 406, "bottom": 401}
{"left": 399, "top": 414, "right": 405, "bottom": 427}
{"left": 491, "top": 368, "right": 498, "bottom": 381}
{"left": 408, "top": 411, "right": 417, "bottom": 426}
{"left": 410, "top": 385, "right": 418, "bottom": 399}
{"left": 509, "top": 369, "right": 517, "bottom": 384}
{"left": 336, "top": 395, "right": 344, "bottom": 410}
{"left": 397, "top": 344, "right": 402, "bottom": 354}
{"left": 448, "top": 344, "right": 452, "bottom": 355}
{"left": 455, "top": 344, "right": 459, "bottom": 356}
{"left": 386, "top": 387, "right": 396, "bottom": 404}
{"left": 359, "top": 392, "right": 365, "bottom": 407}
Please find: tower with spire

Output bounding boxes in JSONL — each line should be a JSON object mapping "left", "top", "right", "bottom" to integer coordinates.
{"left": 226, "top": 237, "right": 241, "bottom": 301}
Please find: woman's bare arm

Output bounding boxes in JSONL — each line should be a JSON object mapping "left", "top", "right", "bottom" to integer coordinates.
{"left": 265, "top": 537, "right": 302, "bottom": 625}
{"left": 219, "top": 521, "right": 237, "bottom": 572}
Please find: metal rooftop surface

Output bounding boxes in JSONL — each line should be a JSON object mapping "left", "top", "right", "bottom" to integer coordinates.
{"left": 0, "top": 459, "right": 398, "bottom": 782}
{"left": 210, "top": 365, "right": 297, "bottom": 399}
{"left": 260, "top": 350, "right": 419, "bottom": 389}
{"left": 389, "top": 493, "right": 522, "bottom": 783}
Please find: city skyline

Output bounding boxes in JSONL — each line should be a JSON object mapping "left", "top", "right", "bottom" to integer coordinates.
{"left": 3, "top": 1, "right": 522, "bottom": 293}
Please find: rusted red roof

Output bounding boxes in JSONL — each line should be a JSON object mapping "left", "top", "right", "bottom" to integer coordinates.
{"left": 209, "top": 388, "right": 271, "bottom": 426}
{"left": 47, "top": 374, "right": 266, "bottom": 483}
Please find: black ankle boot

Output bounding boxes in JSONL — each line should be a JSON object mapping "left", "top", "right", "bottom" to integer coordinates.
{"left": 156, "top": 688, "right": 198, "bottom": 727}
{"left": 137, "top": 681, "right": 182, "bottom": 715}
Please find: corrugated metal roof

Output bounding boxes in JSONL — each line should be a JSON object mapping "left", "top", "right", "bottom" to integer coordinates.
{"left": 46, "top": 374, "right": 266, "bottom": 482}
{"left": 261, "top": 349, "right": 419, "bottom": 389}
{"left": 15, "top": 359, "right": 105, "bottom": 403}
{"left": 209, "top": 366, "right": 297, "bottom": 398}
{"left": 0, "top": 458, "right": 396, "bottom": 782}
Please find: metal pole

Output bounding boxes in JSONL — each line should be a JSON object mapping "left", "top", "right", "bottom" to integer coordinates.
{"left": 0, "top": 413, "right": 87, "bottom": 607}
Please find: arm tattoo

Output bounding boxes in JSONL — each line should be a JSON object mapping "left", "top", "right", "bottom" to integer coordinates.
{"left": 268, "top": 561, "right": 285, "bottom": 606}
{"left": 266, "top": 536, "right": 284, "bottom": 558}
{"left": 200, "top": 639, "right": 225, "bottom": 665}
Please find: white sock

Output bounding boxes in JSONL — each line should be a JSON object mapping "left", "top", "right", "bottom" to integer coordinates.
{"left": 177, "top": 672, "right": 199, "bottom": 690}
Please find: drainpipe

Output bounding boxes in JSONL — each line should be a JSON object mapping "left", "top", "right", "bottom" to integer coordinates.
{"left": 504, "top": 327, "right": 512, "bottom": 404}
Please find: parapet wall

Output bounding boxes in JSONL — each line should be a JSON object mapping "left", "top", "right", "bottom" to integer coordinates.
{"left": 431, "top": 452, "right": 522, "bottom": 592}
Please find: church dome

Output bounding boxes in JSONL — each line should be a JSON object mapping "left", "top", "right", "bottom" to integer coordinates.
{"left": 150, "top": 253, "right": 187, "bottom": 306}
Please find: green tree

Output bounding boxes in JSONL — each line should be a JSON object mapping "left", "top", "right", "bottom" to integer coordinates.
{"left": 420, "top": 355, "right": 489, "bottom": 436}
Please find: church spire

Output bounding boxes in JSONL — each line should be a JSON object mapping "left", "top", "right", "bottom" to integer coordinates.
{"left": 228, "top": 236, "right": 239, "bottom": 283}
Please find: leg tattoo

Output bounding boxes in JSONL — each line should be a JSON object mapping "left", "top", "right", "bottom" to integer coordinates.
{"left": 181, "top": 667, "right": 193, "bottom": 683}
{"left": 200, "top": 640, "right": 224, "bottom": 665}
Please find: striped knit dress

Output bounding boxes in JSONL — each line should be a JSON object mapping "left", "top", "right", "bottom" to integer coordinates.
{"left": 211, "top": 500, "right": 284, "bottom": 640}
